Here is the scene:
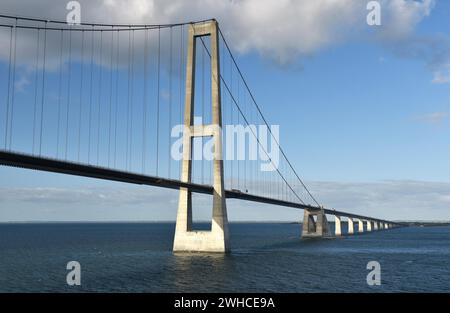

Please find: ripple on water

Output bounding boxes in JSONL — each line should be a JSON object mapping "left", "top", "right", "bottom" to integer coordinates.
{"left": 0, "top": 223, "right": 449, "bottom": 292}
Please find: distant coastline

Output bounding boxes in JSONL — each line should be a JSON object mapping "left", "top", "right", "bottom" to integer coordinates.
{"left": 403, "top": 222, "right": 450, "bottom": 227}
{"left": 1, "top": 220, "right": 450, "bottom": 227}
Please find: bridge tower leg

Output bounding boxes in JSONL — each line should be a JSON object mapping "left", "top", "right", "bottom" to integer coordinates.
{"left": 301, "top": 208, "right": 330, "bottom": 238}
{"left": 173, "top": 20, "right": 230, "bottom": 253}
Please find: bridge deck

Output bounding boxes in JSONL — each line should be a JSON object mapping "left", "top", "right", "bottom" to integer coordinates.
{"left": 0, "top": 150, "right": 400, "bottom": 225}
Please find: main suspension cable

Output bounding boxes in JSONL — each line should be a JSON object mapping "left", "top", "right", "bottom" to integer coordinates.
{"left": 218, "top": 27, "right": 320, "bottom": 207}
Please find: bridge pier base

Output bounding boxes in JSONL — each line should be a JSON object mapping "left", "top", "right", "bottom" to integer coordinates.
{"left": 173, "top": 207, "right": 229, "bottom": 253}
{"left": 301, "top": 208, "right": 330, "bottom": 238}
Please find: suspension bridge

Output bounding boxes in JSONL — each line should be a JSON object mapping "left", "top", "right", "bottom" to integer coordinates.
{"left": 0, "top": 15, "right": 403, "bottom": 252}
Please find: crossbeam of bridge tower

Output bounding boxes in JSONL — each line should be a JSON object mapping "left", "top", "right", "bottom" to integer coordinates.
{"left": 301, "top": 208, "right": 330, "bottom": 238}
{"left": 173, "top": 20, "right": 230, "bottom": 253}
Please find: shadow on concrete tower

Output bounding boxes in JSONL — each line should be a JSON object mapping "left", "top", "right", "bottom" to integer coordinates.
{"left": 173, "top": 20, "right": 230, "bottom": 253}
{"left": 301, "top": 208, "right": 331, "bottom": 238}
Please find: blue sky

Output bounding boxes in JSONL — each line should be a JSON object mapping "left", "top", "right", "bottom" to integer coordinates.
{"left": 1, "top": 0, "right": 450, "bottom": 222}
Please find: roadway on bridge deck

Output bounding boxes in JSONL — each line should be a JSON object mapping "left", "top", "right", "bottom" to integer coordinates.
{"left": 0, "top": 150, "right": 401, "bottom": 225}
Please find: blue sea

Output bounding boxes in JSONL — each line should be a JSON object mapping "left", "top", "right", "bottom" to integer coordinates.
{"left": 0, "top": 223, "right": 449, "bottom": 292}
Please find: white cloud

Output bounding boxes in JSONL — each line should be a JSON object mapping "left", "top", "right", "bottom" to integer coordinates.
{"left": 309, "top": 180, "right": 450, "bottom": 221}
{"left": 415, "top": 111, "right": 450, "bottom": 124}
{"left": 432, "top": 63, "right": 450, "bottom": 84}
{"left": 383, "top": 33, "right": 450, "bottom": 85}
{"left": 376, "top": 0, "right": 434, "bottom": 41}
{"left": 0, "top": 186, "right": 174, "bottom": 205}
{"left": 1, "top": 180, "right": 450, "bottom": 221}
{"left": 14, "top": 72, "right": 30, "bottom": 92}
{"left": 0, "top": 0, "right": 436, "bottom": 65}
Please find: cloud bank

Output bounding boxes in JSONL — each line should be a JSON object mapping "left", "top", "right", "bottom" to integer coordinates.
{"left": 1, "top": 180, "right": 450, "bottom": 222}
{"left": 0, "top": 0, "right": 437, "bottom": 65}
{"left": 415, "top": 111, "right": 450, "bottom": 124}
{"left": 3, "top": 0, "right": 449, "bottom": 84}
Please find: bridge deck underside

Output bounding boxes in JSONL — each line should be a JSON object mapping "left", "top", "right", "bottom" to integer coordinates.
{"left": 0, "top": 150, "right": 400, "bottom": 225}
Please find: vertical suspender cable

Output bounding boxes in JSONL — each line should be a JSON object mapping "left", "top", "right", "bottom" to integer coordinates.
{"left": 179, "top": 25, "right": 183, "bottom": 177}
{"left": 4, "top": 26, "right": 13, "bottom": 150}
{"left": 126, "top": 28, "right": 131, "bottom": 169}
{"left": 96, "top": 30, "right": 103, "bottom": 165}
{"left": 128, "top": 30, "right": 134, "bottom": 170}
{"left": 32, "top": 29, "right": 40, "bottom": 154}
{"left": 38, "top": 22, "right": 47, "bottom": 155}
{"left": 229, "top": 52, "right": 233, "bottom": 189}
{"left": 108, "top": 27, "right": 114, "bottom": 167}
{"left": 129, "top": 29, "right": 135, "bottom": 171}
{"left": 8, "top": 19, "right": 18, "bottom": 150}
{"left": 56, "top": 30, "right": 63, "bottom": 157}
{"left": 168, "top": 26, "right": 172, "bottom": 178}
{"left": 88, "top": 26, "right": 94, "bottom": 163}
{"left": 114, "top": 30, "right": 119, "bottom": 168}
{"left": 237, "top": 80, "right": 240, "bottom": 190}
{"left": 243, "top": 90, "right": 246, "bottom": 191}
{"left": 142, "top": 28, "right": 149, "bottom": 173}
{"left": 156, "top": 27, "right": 160, "bottom": 176}
{"left": 64, "top": 27, "right": 72, "bottom": 160}
{"left": 201, "top": 38, "right": 205, "bottom": 184}
{"left": 77, "top": 30, "right": 85, "bottom": 162}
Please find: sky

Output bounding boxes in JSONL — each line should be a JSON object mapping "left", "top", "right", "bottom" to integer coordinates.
{"left": 0, "top": 0, "right": 450, "bottom": 222}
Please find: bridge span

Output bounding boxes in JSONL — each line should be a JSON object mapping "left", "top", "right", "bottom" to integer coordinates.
{"left": 0, "top": 16, "right": 404, "bottom": 252}
{"left": 0, "top": 149, "right": 404, "bottom": 246}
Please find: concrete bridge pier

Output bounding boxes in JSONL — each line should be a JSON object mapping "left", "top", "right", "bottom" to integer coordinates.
{"left": 374, "top": 222, "right": 379, "bottom": 230}
{"left": 173, "top": 20, "right": 229, "bottom": 253}
{"left": 357, "top": 219, "right": 364, "bottom": 233}
{"left": 301, "top": 208, "right": 330, "bottom": 238}
{"left": 366, "top": 220, "right": 372, "bottom": 232}
{"left": 334, "top": 215, "right": 342, "bottom": 236}
{"left": 347, "top": 218, "right": 354, "bottom": 235}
